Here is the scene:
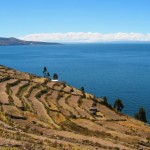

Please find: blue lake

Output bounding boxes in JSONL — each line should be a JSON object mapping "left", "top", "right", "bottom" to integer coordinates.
{"left": 0, "top": 44, "right": 150, "bottom": 122}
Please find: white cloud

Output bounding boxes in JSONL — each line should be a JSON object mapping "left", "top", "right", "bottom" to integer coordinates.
{"left": 19, "top": 32, "right": 150, "bottom": 43}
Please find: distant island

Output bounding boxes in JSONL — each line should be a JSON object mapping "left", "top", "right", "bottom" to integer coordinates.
{"left": 0, "top": 37, "right": 60, "bottom": 46}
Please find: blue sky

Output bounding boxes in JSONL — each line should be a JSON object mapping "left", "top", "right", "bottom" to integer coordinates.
{"left": 1, "top": 0, "right": 150, "bottom": 42}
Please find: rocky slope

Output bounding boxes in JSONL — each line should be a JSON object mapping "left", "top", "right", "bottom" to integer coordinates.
{"left": 0, "top": 65, "right": 150, "bottom": 150}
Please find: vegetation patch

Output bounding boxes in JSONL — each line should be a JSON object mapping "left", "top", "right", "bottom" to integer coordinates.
{"left": 16, "top": 82, "right": 30, "bottom": 98}
{"left": 35, "top": 88, "right": 49, "bottom": 99}
{"left": 24, "top": 84, "right": 40, "bottom": 98}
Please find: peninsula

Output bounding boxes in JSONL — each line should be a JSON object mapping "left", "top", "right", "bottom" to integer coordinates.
{"left": 0, "top": 37, "right": 60, "bottom": 46}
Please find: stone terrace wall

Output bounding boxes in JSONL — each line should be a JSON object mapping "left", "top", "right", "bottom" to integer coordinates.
{"left": 0, "top": 76, "right": 11, "bottom": 82}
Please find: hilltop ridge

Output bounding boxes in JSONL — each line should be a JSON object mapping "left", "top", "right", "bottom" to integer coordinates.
{"left": 0, "top": 65, "right": 150, "bottom": 150}
{"left": 0, "top": 37, "right": 60, "bottom": 46}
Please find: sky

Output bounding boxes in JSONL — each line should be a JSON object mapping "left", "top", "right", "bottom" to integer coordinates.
{"left": 1, "top": 0, "right": 150, "bottom": 42}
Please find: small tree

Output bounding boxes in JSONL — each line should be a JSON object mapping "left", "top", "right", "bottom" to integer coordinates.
{"left": 81, "top": 86, "right": 86, "bottom": 98}
{"left": 43, "top": 66, "right": 47, "bottom": 77}
{"left": 47, "top": 72, "right": 50, "bottom": 78}
{"left": 102, "top": 96, "right": 112, "bottom": 109}
{"left": 53, "top": 73, "right": 58, "bottom": 80}
{"left": 81, "top": 86, "right": 85, "bottom": 92}
{"left": 114, "top": 98, "right": 124, "bottom": 112}
{"left": 103, "top": 96, "right": 108, "bottom": 105}
{"left": 135, "top": 107, "right": 147, "bottom": 123}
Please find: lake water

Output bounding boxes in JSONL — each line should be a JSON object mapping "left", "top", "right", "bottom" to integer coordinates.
{"left": 0, "top": 44, "right": 150, "bottom": 122}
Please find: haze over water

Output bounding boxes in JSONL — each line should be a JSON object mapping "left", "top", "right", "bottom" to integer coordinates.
{"left": 0, "top": 43, "right": 150, "bottom": 122}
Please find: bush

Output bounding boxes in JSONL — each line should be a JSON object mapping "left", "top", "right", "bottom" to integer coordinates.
{"left": 135, "top": 107, "right": 147, "bottom": 123}
{"left": 114, "top": 98, "right": 124, "bottom": 112}
{"left": 102, "top": 96, "right": 112, "bottom": 109}
{"left": 53, "top": 73, "right": 58, "bottom": 80}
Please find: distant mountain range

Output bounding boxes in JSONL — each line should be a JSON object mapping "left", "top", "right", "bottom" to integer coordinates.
{"left": 0, "top": 37, "right": 60, "bottom": 46}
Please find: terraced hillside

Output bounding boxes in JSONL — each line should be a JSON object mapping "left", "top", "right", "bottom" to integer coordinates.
{"left": 0, "top": 65, "right": 150, "bottom": 150}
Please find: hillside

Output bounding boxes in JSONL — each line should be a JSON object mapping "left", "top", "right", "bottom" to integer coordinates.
{"left": 0, "top": 65, "right": 150, "bottom": 150}
{"left": 0, "top": 37, "right": 60, "bottom": 46}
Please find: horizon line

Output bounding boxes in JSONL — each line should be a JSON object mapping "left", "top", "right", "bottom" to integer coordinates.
{"left": 18, "top": 32, "right": 150, "bottom": 43}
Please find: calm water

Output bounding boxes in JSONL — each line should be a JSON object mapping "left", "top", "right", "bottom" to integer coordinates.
{"left": 0, "top": 44, "right": 150, "bottom": 122}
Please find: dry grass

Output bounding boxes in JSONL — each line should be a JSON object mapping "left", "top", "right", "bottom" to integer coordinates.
{"left": 0, "top": 65, "right": 149, "bottom": 150}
